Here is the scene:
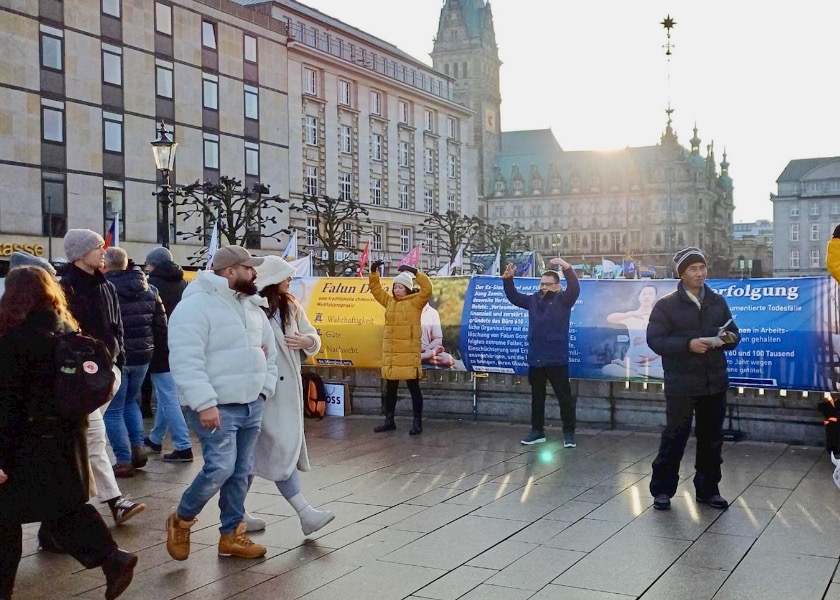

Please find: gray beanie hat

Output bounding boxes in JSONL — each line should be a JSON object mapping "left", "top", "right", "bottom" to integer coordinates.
{"left": 146, "top": 246, "right": 173, "bottom": 266}
{"left": 9, "top": 251, "right": 57, "bottom": 276}
{"left": 63, "top": 229, "right": 105, "bottom": 263}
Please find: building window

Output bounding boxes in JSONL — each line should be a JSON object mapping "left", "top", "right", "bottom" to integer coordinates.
{"left": 42, "top": 172, "right": 67, "bottom": 237}
{"left": 399, "top": 184, "right": 410, "bottom": 210}
{"left": 42, "top": 100, "right": 64, "bottom": 143}
{"left": 303, "top": 67, "right": 318, "bottom": 95}
{"left": 103, "top": 112, "right": 123, "bottom": 153}
{"left": 340, "top": 125, "right": 352, "bottom": 154}
{"left": 447, "top": 117, "right": 457, "bottom": 139}
{"left": 425, "top": 231, "right": 435, "bottom": 255}
{"left": 833, "top": 202, "right": 840, "bottom": 215}
{"left": 789, "top": 223, "right": 799, "bottom": 242}
{"left": 810, "top": 223, "right": 820, "bottom": 241}
{"left": 305, "top": 116, "right": 318, "bottom": 146}
{"left": 305, "top": 165, "right": 318, "bottom": 196}
{"left": 339, "top": 80, "right": 351, "bottom": 105}
{"left": 425, "top": 148, "right": 434, "bottom": 173}
{"left": 339, "top": 173, "right": 351, "bottom": 201}
{"left": 102, "top": 0, "right": 121, "bottom": 17}
{"left": 104, "top": 181, "right": 125, "bottom": 239}
{"left": 399, "top": 141, "right": 409, "bottom": 167}
{"left": 790, "top": 205, "right": 799, "bottom": 217}
{"left": 371, "top": 178, "right": 382, "bottom": 205}
{"left": 202, "top": 74, "right": 218, "bottom": 110}
{"left": 424, "top": 109, "right": 434, "bottom": 132}
{"left": 244, "top": 34, "right": 257, "bottom": 63}
{"left": 447, "top": 155, "right": 457, "bottom": 178}
{"left": 156, "top": 60, "right": 173, "bottom": 98}
{"left": 790, "top": 249, "right": 800, "bottom": 269}
{"left": 372, "top": 134, "right": 382, "bottom": 161}
{"left": 373, "top": 225, "right": 383, "bottom": 251}
{"left": 202, "top": 21, "right": 217, "bottom": 49}
{"left": 398, "top": 100, "right": 409, "bottom": 124}
{"left": 370, "top": 90, "right": 382, "bottom": 115}
{"left": 342, "top": 222, "right": 354, "bottom": 247}
{"left": 40, "top": 26, "right": 63, "bottom": 71}
{"left": 245, "top": 142, "right": 259, "bottom": 176}
{"left": 400, "top": 227, "right": 411, "bottom": 253}
{"left": 102, "top": 44, "right": 122, "bottom": 86}
{"left": 244, "top": 85, "right": 258, "bottom": 120}
{"left": 811, "top": 203, "right": 820, "bottom": 216}
{"left": 203, "top": 133, "right": 219, "bottom": 169}
{"left": 424, "top": 188, "right": 434, "bottom": 214}
{"left": 306, "top": 217, "right": 317, "bottom": 245}
{"left": 155, "top": 2, "right": 172, "bottom": 35}
{"left": 811, "top": 248, "right": 821, "bottom": 268}
{"left": 448, "top": 193, "right": 456, "bottom": 212}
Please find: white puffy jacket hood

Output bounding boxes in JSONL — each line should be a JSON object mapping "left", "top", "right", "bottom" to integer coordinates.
{"left": 168, "top": 271, "right": 278, "bottom": 412}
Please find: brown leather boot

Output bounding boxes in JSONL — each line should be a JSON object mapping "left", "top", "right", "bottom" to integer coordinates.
{"left": 218, "top": 522, "right": 266, "bottom": 558}
{"left": 165, "top": 512, "right": 196, "bottom": 561}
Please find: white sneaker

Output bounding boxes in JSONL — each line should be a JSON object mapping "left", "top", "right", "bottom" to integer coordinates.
{"left": 299, "top": 505, "right": 335, "bottom": 536}
{"left": 242, "top": 511, "right": 266, "bottom": 532}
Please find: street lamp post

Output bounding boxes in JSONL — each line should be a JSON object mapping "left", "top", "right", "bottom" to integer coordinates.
{"left": 150, "top": 120, "right": 178, "bottom": 248}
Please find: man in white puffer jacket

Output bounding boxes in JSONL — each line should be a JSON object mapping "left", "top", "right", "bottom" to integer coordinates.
{"left": 164, "top": 246, "right": 278, "bottom": 562}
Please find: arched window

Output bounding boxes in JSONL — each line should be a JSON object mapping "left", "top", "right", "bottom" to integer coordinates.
{"left": 443, "top": 63, "right": 449, "bottom": 76}
{"left": 453, "top": 62, "right": 459, "bottom": 77}
{"left": 462, "top": 62, "right": 468, "bottom": 77}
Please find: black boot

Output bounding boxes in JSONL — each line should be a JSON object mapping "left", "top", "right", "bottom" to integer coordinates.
{"left": 38, "top": 524, "right": 66, "bottom": 554}
{"left": 409, "top": 417, "right": 423, "bottom": 436}
{"left": 374, "top": 413, "right": 396, "bottom": 432}
{"left": 102, "top": 549, "right": 138, "bottom": 600}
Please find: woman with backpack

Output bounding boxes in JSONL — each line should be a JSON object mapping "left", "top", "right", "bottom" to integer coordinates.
{"left": 0, "top": 266, "right": 137, "bottom": 600}
{"left": 368, "top": 261, "right": 433, "bottom": 435}
{"left": 242, "top": 256, "right": 335, "bottom": 537}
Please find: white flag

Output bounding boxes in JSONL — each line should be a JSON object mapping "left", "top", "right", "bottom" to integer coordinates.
{"left": 601, "top": 258, "right": 616, "bottom": 279}
{"left": 281, "top": 232, "right": 298, "bottom": 260}
{"left": 450, "top": 244, "right": 465, "bottom": 274}
{"left": 435, "top": 261, "right": 451, "bottom": 277}
{"left": 205, "top": 217, "right": 219, "bottom": 269}
{"left": 490, "top": 248, "right": 500, "bottom": 276}
{"left": 289, "top": 253, "right": 312, "bottom": 277}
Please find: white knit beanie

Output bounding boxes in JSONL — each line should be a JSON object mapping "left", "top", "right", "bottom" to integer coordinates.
{"left": 392, "top": 271, "right": 416, "bottom": 291}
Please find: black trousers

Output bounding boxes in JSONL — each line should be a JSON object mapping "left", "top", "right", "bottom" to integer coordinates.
{"left": 0, "top": 504, "right": 117, "bottom": 598}
{"left": 528, "top": 365, "right": 576, "bottom": 433}
{"left": 384, "top": 379, "right": 423, "bottom": 419}
{"left": 650, "top": 391, "right": 727, "bottom": 498}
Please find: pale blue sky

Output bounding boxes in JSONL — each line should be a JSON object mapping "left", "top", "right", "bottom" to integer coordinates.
{"left": 301, "top": 0, "right": 840, "bottom": 223}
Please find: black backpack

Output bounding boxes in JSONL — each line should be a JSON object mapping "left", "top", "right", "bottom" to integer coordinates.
{"left": 54, "top": 330, "right": 116, "bottom": 420}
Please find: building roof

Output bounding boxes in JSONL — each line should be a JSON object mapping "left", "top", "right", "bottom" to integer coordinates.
{"left": 437, "top": 0, "right": 490, "bottom": 40}
{"left": 777, "top": 157, "right": 840, "bottom": 183}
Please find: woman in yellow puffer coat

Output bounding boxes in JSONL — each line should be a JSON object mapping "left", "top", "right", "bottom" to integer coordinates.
{"left": 827, "top": 225, "right": 840, "bottom": 284}
{"left": 368, "top": 262, "right": 432, "bottom": 435}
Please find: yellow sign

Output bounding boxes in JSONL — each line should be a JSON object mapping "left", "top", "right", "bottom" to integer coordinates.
{"left": 0, "top": 244, "right": 46, "bottom": 257}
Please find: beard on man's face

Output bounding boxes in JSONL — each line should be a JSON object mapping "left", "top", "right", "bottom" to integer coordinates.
{"left": 232, "top": 274, "right": 258, "bottom": 296}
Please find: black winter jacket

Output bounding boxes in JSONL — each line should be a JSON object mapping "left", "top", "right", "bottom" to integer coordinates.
{"left": 60, "top": 263, "right": 125, "bottom": 368}
{"left": 503, "top": 267, "right": 580, "bottom": 367}
{"left": 646, "top": 282, "right": 740, "bottom": 396}
{"left": 148, "top": 260, "right": 187, "bottom": 318}
{"left": 0, "top": 311, "right": 90, "bottom": 524}
{"left": 106, "top": 268, "right": 167, "bottom": 366}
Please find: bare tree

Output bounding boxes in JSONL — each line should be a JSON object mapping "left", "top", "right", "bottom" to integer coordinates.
{"left": 477, "top": 222, "right": 528, "bottom": 266}
{"left": 288, "top": 195, "right": 371, "bottom": 276}
{"left": 419, "top": 210, "right": 483, "bottom": 269}
{"left": 177, "top": 176, "right": 288, "bottom": 263}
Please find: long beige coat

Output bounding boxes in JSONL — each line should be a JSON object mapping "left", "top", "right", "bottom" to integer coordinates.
{"left": 252, "top": 298, "right": 321, "bottom": 482}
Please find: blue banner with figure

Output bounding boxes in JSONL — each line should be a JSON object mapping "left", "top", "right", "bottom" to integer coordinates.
{"left": 460, "top": 276, "right": 837, "bottom": 392}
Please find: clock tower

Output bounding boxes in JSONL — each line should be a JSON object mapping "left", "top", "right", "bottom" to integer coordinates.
{"left": 431, "top": 0, "right": 502, "bottom": 207}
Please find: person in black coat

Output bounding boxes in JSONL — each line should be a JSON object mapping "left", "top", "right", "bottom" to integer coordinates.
{"left": 0, "top": 266, "right": 137, "bottom": 600}
{"left": 646, "top": 247, "right": 740, "bottom": 512}
{"left": 503, "top": 257, "right": 581, "bottom": 447}
{"left": 103, "top": 248, "right": 167, "bottom": 477}
{"left": 143, "top": 247, "right": 193, "bottom": 462}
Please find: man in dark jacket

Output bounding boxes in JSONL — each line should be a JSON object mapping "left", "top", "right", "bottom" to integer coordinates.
{"left": 55, "top": 229, "right": 145, "bottom": 531}
{"left": 102, "top": 247, "right": 167, "bottom": 478}
{"left": 143, "top": 247, "right": 193, "bottom": 462}
{"left": 503, "top": 257, "right": 580, "bottom": 447}
{"left": 646, "top": 247, "right": 740, "bottom": 512}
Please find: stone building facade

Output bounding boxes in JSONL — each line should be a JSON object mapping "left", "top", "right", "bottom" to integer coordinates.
{"left": 772, "top": 157, "right": 840, "bottom": 277}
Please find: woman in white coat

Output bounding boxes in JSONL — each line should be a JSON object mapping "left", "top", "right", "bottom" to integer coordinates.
{"left": 244, "top": 256, "right": 334, "bottom": 536}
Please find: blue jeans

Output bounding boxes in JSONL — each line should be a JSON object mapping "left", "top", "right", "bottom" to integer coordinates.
{"left": 148, "top": 371, "right": 192, "bottom": 451}
{"left": 104, "top": 363, "right": 149, "bottom": 464}
{"left": 178, "top": 400, "right": 264, "bottom": 534}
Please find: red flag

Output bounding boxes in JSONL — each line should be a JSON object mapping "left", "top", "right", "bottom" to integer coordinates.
{"left": 357, "top": 240, "right": 370, "bottom": 277}
{"left": 398, "top": 245, "right": 421, "bottom": 268}
{"left": 103, "top": 218, "right": 118, "bottom": 249}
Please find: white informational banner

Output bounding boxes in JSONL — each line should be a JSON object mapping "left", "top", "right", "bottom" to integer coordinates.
{"left": 324, "top": 382, "right": 348, "bottom": 417}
